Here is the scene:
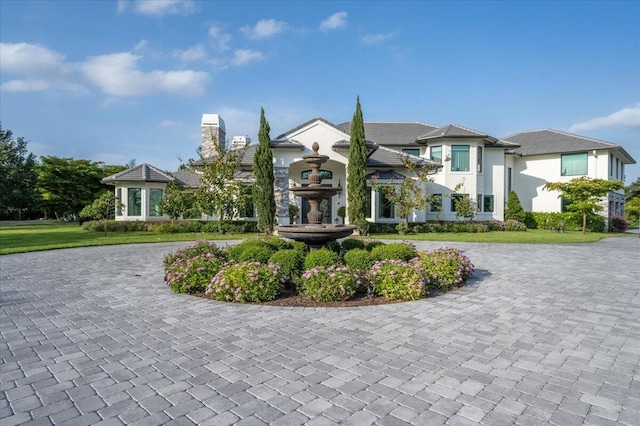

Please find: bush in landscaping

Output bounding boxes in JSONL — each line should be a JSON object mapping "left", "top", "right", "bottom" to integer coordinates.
{"left": 369, "top": 259, "right": 426, "bottom": 300}
{"left": 236, "top": 245, "right": 275, "bottom": 264}
{"left": 269, "top": 249, "right": 305, "bottom": 283}
{"left": 261, "top": 237, "right": 292, "bottom": 251}
{"left": 165, "top": 254, "right": 225, "bottom": 294}
{"left": 367, "top": 223, "right": 397, "bottom": 234}
{"left": 364, "top": 240, "right": 384, "bottom": 251}
{"left": 82, "top": 220, "right": 148, "bottom": 232}
{"left": 299, "top": 265, "right": 358, "bottom": 302}
{"left": 341, "top": 238, "right": 365, "bottom": 252}
{"left": 505, "top": 191, "right": 526, "bottom": 222}
{"left": 419, "top": 248, "right": 474, "bottom": 291}
{"left": 163, "top": 240, "right": 226, "bottom": 270}
{"left": 609, "top": 215, "right": 628, "bottom": 233}
{"left": 370, "top": 243, "right": 417, "bottom": 262}
{"left": 304, "top": 249, "right": 342, "bottom": 269}
{"left": 344, "top": 249, "right": 373, "bottom": 275}
{"left": 206, "top": 261, "right": 284, "bottom": 302}
{"left": 226, "top": 240, "right": 275, "bottom": 262}
{"left": 290, "top": 241, "right": 310, "bottom": 255}
{"left": 323, "top": 240, "right": 342, "bottom": 253}
{"left": 503, "top": 219, "right": 527, "bottom": 231}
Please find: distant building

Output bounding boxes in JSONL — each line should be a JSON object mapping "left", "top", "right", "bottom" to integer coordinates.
{"left": 201, "top": 114, "right": 226, "bottom": 157}
{"left": 231, "top": 136, "right": 251, "bottom": 149}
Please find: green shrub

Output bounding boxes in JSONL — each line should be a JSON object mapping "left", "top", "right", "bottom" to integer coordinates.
{"left": 609, "top": 215, "right": 628, "bottom": 233}
{"left": 82, "top": 220, "right": 148, "bottom": 232}
{"left": 344, "top": 249, "right": 373, "bottom": 274}
{"left": 524, "top": 212, "right": 537, "bottom": 229}
{"left": 505, "top": 191, "right": 526, "bottom": 222}
{"left": 290, "top": 241, "right": 310, "bottom": 254}
{"left": 369, "top": 259, "right": 426, "bottom": 300}
{"left": 261, "top": 237, "right": 291, "bottom": 251}
{"left": 227, "top": 240, "right": 275, "bottom": 262}
{"left": 323, "top": 240, "right": 342, "bottom": 253}
{"left": 165, "top": 255, "right": 225, "bottom": 294}
{"left": 237, "top": 245, "right": 275, "bottom": 264}
{"left": 299, "top": 265, "right": 357, "bottom": 302}
{"left": 452, "top": 222, "right": 477, "bottom": 233}
{"left": 341, "top": 238, "right": 365, "bottom": 252}
{"left": 206, "top": 261, "right": 284, "bottom": 302}
{"left": 163, "top": 240, "right": 226, "bottom": 270}
{"left": 269, "top": 249, "right": 305, "bottom": 283}
{"left": 364, "top": 241, "right": 384, "bottom": 251}
{"left": 367, "top": 223, "right": 397, "bottom": 234}
{"left": 304, "top": 249, "right": 342, "bottom": 269}
{"left": 503, "top": 219, "right": 527, "bottom": 231}
{"left": 419, "top": 248, "right": 474, "bottom": 291}
{"left": 370, "top": 243, "right": 417, "bottom": 262}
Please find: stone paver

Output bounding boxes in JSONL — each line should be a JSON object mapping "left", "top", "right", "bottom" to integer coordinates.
{"left": 1, "top": 237, "right": 639, "bottom": 424}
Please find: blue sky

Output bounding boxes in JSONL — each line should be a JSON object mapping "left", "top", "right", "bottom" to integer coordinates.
{"left": 1, "top": 0, "right": 639, "bottom": 183}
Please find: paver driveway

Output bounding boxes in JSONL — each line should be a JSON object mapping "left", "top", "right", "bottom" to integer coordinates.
{"left": 1, "top": 237, "right": 639, "bottom": 425}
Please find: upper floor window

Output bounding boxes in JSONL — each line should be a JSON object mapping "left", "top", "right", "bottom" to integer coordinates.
{"left": 430, "top": 146, "right": 442, "bottom": 164}
{"left": 451, "top": 145, "right": 470, "bottom": 172}
{"left": 402, "top": 148, "right": 420, "bottom": 157}
{"left": 561, "top": 152, "right": 587, "bottom": 176}
{"left": 477, "top": 146, "right": 483, "bottom": 173}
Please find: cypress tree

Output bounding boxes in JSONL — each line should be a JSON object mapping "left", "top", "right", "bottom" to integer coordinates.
{"left": 253, "top": 107, "right": 276, "bottom": 235}
{"left": 347, "top": 96, "right": 368, "bottom": 234}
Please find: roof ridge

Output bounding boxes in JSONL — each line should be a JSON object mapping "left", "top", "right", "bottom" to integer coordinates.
{"left": 447, "top": 123, "right": 487, "bottom": 136}
{"left": 546, "top": 128, "right": 619, "bottom": 147}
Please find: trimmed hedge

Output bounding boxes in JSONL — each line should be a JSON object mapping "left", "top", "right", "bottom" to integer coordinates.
{"left": 83, "top": 219, "right": 259, "bottom": 233}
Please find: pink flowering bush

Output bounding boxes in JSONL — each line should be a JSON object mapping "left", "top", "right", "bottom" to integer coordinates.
{"left": 419, "top": 248, "right": 474, "bottom": 290}
{"left": 163, "top": 240, "right": 227, "bottom": 270}
{"left": 369, "top": 259, "right": 427, "bottom": 300}
{"left": 299, "top": 265, "right": 358, "bottom": 302}
{"left": 206, "top": 261, "right": 284, "bottom": 303}
{"left": 165, "top": 254, "right": 225, "bottom": 294}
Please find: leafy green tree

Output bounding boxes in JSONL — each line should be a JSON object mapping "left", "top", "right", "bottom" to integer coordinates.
{"left": 159, "top": 180, "right": 193, "bottom": 223}
{"left": 194, "top": 135, "right": 246, "bottom": 232}
{"left": 544, "top": 177, "right": 624, "bottom": 233}
{"left": 504, "top": 190, "right": 526, "bottom": 222}
{"left": 454, "top": 194, "right": 476, "bottom": 221}
{"left": 253, "top": 108, "right": 276, "bottom": 235}
{"left": 347, "top": 96, "right": 368, "bottom": 234}
{"left": 79, "top": 192, "right": 120, "bottom": 235}
{"left": 625, "top": 178, "right": 640, "bottom": 227}
{"left": 0, "top": 124, "right": 39, "bottom": 219}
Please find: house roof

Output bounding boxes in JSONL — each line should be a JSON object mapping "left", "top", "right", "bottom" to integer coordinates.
{"left": 416, "top": 124, "right": 498, "bottom": 144}
{"left": 275, "top": 117, "right": 341, "bottom": 140}
{"left": 367, "top": 146, "right": 441, "bottom": 170}
{"left": 365, "top": 170, "right": 407, "bottom": 180}
{"left": 101, "top": 163, "right": 175, "bottom": 184}
{"left": 336, "top": 121, "right": 438, "bottom": 146}
{"left": 503, "top": 129, "right": 636, "bottom": 163}
{"left": 171, "top": 169, "right": 200, "bottom": 188}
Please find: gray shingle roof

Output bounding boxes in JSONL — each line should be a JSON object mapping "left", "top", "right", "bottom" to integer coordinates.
{"left": 365, "top": 170, "right": 407, "bottom": 180}
{"left": 336, "top": 121, "right": 438, "bottom": 146}
{"left": 366, "top": 146, "right": 441, "bottom": 170}
{"left": 503, "top": 129, "right": 636, "bottom": 163}
{"left": 101, "top": 164, "right": 174, "bottom": 184}
{"left": 171, "top": 169, "right": 200, "bottom": 188}
{"left": 416, "top": 124, "right": 498, "bottom": 143}
{"left": 275, "top": 117, "right": 341, "bottom": 140}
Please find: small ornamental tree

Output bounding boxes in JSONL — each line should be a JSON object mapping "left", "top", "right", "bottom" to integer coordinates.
{"left": 253, "top": 108, "right": 277, "bottom": 235}
{"left": 454, "top": 194, "right": 476, "bottom": 221}
{"left": 79, "top": 191, "right": 120, "bottom": 235}
{"left": 505, "top": 190, "right": 526, "bottom": 222}
{"left": 194, "top": 134, "right": 246, "bottom": 232}
{"left": 159, "top": 179, "right": 193, "bottom": 223}
{"left": 347, "top": 96, "right": 368, "bottom": 234}
{"left": 544, "top": 177, "right": 624, "bottom": 233}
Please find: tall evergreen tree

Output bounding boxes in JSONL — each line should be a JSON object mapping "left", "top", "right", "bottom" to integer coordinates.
{"left": 253, "top": 107, "right": 276, "bottom": 235}
{"left": 504, "top": 190, "right": 526, "bottom": 222}
{"left": 347, "top": 96, "right": 368, "bottom": 234}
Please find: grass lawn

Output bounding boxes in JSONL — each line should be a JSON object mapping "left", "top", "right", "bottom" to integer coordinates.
{"left": 1, "top": 220, "right": 630, "bottom": 255}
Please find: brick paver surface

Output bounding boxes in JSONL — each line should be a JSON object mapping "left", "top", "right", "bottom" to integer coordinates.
{"left": 1, "top": 237, "right": 639, "bottom": 425}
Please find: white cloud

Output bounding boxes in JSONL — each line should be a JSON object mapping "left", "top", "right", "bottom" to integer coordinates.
{"left": 361, "top": 32, "right": 397, "bottom": 45}
{"left": 208, "top": 25, "right": 231, "bottom": 51}
{"left": 231, "top": 49, "right": 264, "bottom": 66}
{"left": 118, "top": 0, "right": 195, "bottom": 16}
{"left": 159, "top": 120, "right": 184, "bottom": 128}
{"left": 82, "top": 52, "right": 209, "bottom": 96}
{"left": 1, "top": 79, "right": 49, "bottom": 92}
{"left": 173, "top": 44, "right": 207, "bottom": 62}
{"left": 134, "top": 39, "right": 151, "bottom": 52}
{"left": 569, "top": 103, "right": 640, "bottom": 132}
{"left": 240, "top": 19, "right": 287, "bottom": 39}
{"left": 320, "top": 11, "right": 347, "bottom": 31}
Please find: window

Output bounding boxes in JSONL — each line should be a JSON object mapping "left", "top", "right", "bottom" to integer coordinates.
{"left": 149, "top": 188, "right": 163, "bottom": 217}
{"left": 561, "top": 152, "right": 587, "bottom": 176}
{"left": 430, "top": 194, "right": 442, "bottom": 212}
{"left": 477, "top": 147, "right": 483, "bottom": 173}
{"left": 621, "top": 164, "right": 624, "bottom": 180}
{"left": 477, "top": 194, "right": 482, "bottom": 212}
{"left": 483, "top": 195, "right": 494, "bottom": 213}
{"left": 610, "top": 154, "right": 614, "bottom": 177}
{"left": 378, "top": 188, "right": 394, "bottom": 218}
{"left": 301, "top": 169, "right": 332, "bottom": 180}
{"left": 430, "top": 146, "right": 442, "bottom": 163}
{"left": 616, "top": 158, "right": 619, "bottom": 179}
{"left": 127, "top": 188, "right": 142, "bottom": 216}
{"left": 507, "top": 167, "right": 512, "bottom": 194}
{"left": 561, "top": 197, "right": 572, "bottom": 212}
{"left": 402, "top": 148, "right": 420, "bottom": 157}
{"left": 239, "top": 186, "right": 254, "bottom": 218}
{"left": 451, "top": 194, "right": 464, "bottom": 212}
{"left": 451, "top": 145, "right": 470, "bottom": 172}
{"left": 115, "top": 188, "right": 122, "bottom": 216}
{"left": 365, "top": 186, "right": 372, "bottom": 219}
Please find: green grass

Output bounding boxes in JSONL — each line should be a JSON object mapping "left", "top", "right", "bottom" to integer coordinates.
{"left": 0, "top": 221, "right": 631, "bottom": 255}
{"left": 371, "top": 229, "right": 628, "bottom": 244}
{"left": 0, "top": 221, "right": 248, "bottom": 255}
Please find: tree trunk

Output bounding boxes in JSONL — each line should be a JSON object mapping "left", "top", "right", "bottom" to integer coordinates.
{"left": 582, "top": 212, "right": 587, "bottom": 234}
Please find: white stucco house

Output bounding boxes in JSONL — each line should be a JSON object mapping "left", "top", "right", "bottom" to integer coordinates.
{"left": 101, "top": 114, "right": 635, "bottom": 226}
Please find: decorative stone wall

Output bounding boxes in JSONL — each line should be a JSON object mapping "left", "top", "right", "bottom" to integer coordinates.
{"left": 201, "top": 125, "right": 226, "bottom": 158}
{"left": 274, "top": 167, "right": 290, "bottom": 224}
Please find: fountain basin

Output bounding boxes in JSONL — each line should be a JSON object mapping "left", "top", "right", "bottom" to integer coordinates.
{"left": 276, "top": 224, "right": 356, "bottom": 250}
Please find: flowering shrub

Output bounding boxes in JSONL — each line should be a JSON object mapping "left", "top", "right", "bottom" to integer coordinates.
{"left": 370, "top": 242, "right": 417, "bottom": 262}
{"left": 236, "top": 245, "right": 276, "bottom": 264}
{"left": 503, "top": 219, "right": 527, "bottom": 232}
{"left": 365, "top": 241, "right": 384, "bottom": 251}
{"left": 299, "top": 265, "right": 358, "bottom": 302}
{"left": 304, "top": 249, "right": 342, "bottom": 269}
{"left": 206, "top": 261, "right": 284, "bottom": 303}
{"left": 269, "top": 249, "right": 305, "bottom": 284}
{"left": 609, "top": 215, "right": 628, "bottom": 233}
{"left": 419, "top": 248, "right": 474, "bottom": 290}
{"left": 165, "top": 254, "right": 225, "bottom": 294}
{"left": 163, "top": 240, "right": 226, "bottom": 270}
{"left": 226, "top": 240, "right": 276, "bottom": 262}
{"left": 369, "top": 259, "right": 426, "bottom": 300}
{"left": 344, "top": 249, "right": 373, "bottom": 275}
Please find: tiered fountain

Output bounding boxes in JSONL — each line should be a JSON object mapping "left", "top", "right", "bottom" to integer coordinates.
{"left": 276, "top": 142, "right": 355, "bottom": 250}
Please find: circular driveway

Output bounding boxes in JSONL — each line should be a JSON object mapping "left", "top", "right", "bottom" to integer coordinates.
{"left": 1, "top": 237, "right": 639, "bottom": 425}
